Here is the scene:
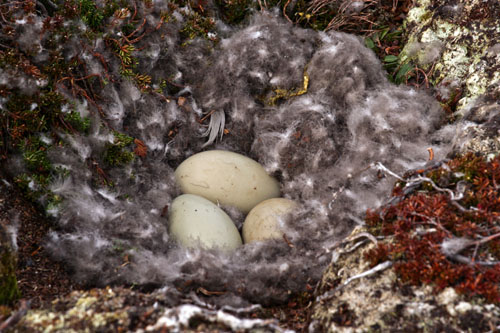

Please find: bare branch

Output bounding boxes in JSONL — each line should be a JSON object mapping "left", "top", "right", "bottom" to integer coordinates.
{"left": 336, "top": 260, "right": 393, "bottom": 291}
{"left": 0, "top": 299, "right": 31, "bottom": 331}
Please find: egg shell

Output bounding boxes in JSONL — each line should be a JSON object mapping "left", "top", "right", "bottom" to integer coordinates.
{"left": 175, "top": 150, "right": 280, "bottom": 213}
{"left": 169, "top": 194, "right": 242, "bottom": 251}
{"left": 242, "top": 198, "right": 298, "bottom": 244}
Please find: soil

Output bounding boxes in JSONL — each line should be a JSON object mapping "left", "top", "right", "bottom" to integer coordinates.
{"left": 0, "top": 168, "right": 82, "bottom": 310}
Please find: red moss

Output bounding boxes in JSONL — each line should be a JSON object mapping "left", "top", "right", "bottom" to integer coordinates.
{"left": 365, "top": 153, "right": 500, "bottom": 304}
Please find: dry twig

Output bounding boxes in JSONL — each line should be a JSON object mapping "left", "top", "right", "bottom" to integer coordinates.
{"left": 0, "top": 299, "right": 30, "bottom": 332}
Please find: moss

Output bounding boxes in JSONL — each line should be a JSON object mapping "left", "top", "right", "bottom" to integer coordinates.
{"left": 21, "top": 290, "right": 130, "bottom": 331}
{"left": 0, "top": 256, "right": 20, "bottom": 305}
{"left": 0, "top": 0, "right": 156, "bottom": 208}
{"left": 63, "top": 111, "right": 91, "bottom": 134}
{"left": 1, "top": 87, "right": 66, "bottom": 149}
{"left": 214, "top": 0, "right": 255, "bottom": 25}
{"left": 1, "top": 0, "right": 163, "bottom": 206}
{"left": 20, "top": 136, "right": 52, "bottom": 173}
{"left": 103, "top": 131, "right": 135, "bottom": 167}
{"left": 179, "top": 10, "right": 218, "bottom": 44}
{"left": 60, "top": 0, "right": 127, "bottom": 32}
{"left": 365, "top": 153, "right": 500, "bottom": 304}
{"left": 0, "top": 229, "right": 21, "bottom": 305}
{"left": 79, "top": 0, "right": 105, "bottom": 30}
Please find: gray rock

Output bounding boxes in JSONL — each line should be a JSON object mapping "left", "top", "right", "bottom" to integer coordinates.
{"left": 309, "top": 228, "right": 500, "bottom": 332}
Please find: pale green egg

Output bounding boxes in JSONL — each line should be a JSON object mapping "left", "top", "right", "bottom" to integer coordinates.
{"left": 175, "top": 150, "right": 280, "bottom": 213}
{"left": 169, "top": 194, "right": 242, "bottom": 251}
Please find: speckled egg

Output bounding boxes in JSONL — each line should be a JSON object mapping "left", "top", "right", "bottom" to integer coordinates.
{"left": 242, "top": 198, "right": 298, "bottom": 243}
{"left": 168, "top": 194, "right": 242, "bottom": 251}
{"left": 175, "top": 150, "right": 280, "bottom": 213}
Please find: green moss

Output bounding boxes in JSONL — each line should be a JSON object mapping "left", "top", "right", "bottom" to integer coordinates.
{"left": 20, "top": 136, "right": 52, "bottom": 173}
{"left": 1, "top": 88, "right": 66, "bottom": 152}
{"left": 42, "top": 51, "right": 72, "bottom": 84}
{"left": 103, "top": 131, "right": 135, "bottom": 167}
{"left": 0, "top": 239, "right": 21, "bottom": 305}
{"left": 15, "top": 174, "right": 49, "bottom": 201}
{"left": 179, "top": 10, "right": 217, "bottom": 44}
{"left": 6, "top": 94, "right": 46, "bottom": 139}
{"left": 1, "top": 88, "right": 73, "bottom": 205}
{"left": 79, "top": 0, "right": 105, "bottom": 30}
{"left": 64, "top": 111, "right": 91, "bottom": 133}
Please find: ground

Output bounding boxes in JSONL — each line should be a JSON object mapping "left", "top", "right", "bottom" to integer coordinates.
{"left": 0, "top": 0, "right": 499, "bottom": 331}
{"left": 0, "top": 169, "right": 81, "bottom": 309}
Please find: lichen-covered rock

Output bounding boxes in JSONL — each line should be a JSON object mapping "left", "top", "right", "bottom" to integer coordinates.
{"left": 452, "top": 85, "right": 500, "bottom": 156}
{"left": 400, "top": 0, "right": 499, "bottom": 111}
{"left": 309, "top": 228, "right": 500, "bottom": 332}
{"left": 13, "top": 287, "right": 286, "bottom": 332}
{"left": 399, "top": 0, "right": 500, "bottom": 158}
{"left": 14, "top": 288, "right": 160, "bottom": 332}
{"left": 0, "top": 219, "right": 20, "bottom": 305}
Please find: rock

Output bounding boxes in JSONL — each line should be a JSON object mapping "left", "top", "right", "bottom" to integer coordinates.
{"left": 16, "top": 287, "right": 168, "bottom": 332}
{"left": 15, "top": 287, "right": 284, "bottom": 332}
{"left": 242, "top": 198, "right": 297, "bottom": 243}
{"left": 309, "top": 227, "right": 500, "bottom": 332}
{"left": 399, "top": 0, "right": 499, "bottom": 111}
{"left": 399, "top": 0, "right": 500, "bottom": 159}
{"left": 452, "top": 87, "right": 500, "bottom": 156}
{"left": 175, "top": 150, "right": 280, "bottom": 213}
{"left": 0, "top": 219, "right": 20, "bottom": 305}
{"left": 168, "top": 194, "right": 242, "bottom": 251}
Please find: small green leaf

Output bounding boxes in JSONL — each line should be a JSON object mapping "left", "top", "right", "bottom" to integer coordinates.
{"left": 380, "top": 28, "right": 389, "bottom": 41}
{"left": 384, "top": 55, "right": 398, "bottom": 63}
{"left": 386, "top": 30, "right": 403, "bottom": 41}
{"left": 365, "top": 37, "right": 375, "bottom": 49}
{"left": 395, "top": 63, "right": 413, "bottom": 83}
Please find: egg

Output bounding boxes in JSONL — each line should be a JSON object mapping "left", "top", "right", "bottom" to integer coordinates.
{"left": 242, "top": 198, "right": 298, "bottom": 244}
{"left": 175, "top": 150, "right": 280, "bottom": 213}
{"left": 168, "top": 194, "right": 242, "bottom": 251}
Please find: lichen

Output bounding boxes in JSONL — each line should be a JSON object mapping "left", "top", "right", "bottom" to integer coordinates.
{"left": 406, "top": 3, "right": 432, "bottom": 25}
{"left": 266, "top": 70, "right": 309, "bottom": 106}
{"left": 400, "top": 0, "right": 500, "bottom": 110}
{"left": 21, "top": 290, "right": 130, "bottom": 332}
{"left": 311, "top": 225, "right": 500, "bottom": 332}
